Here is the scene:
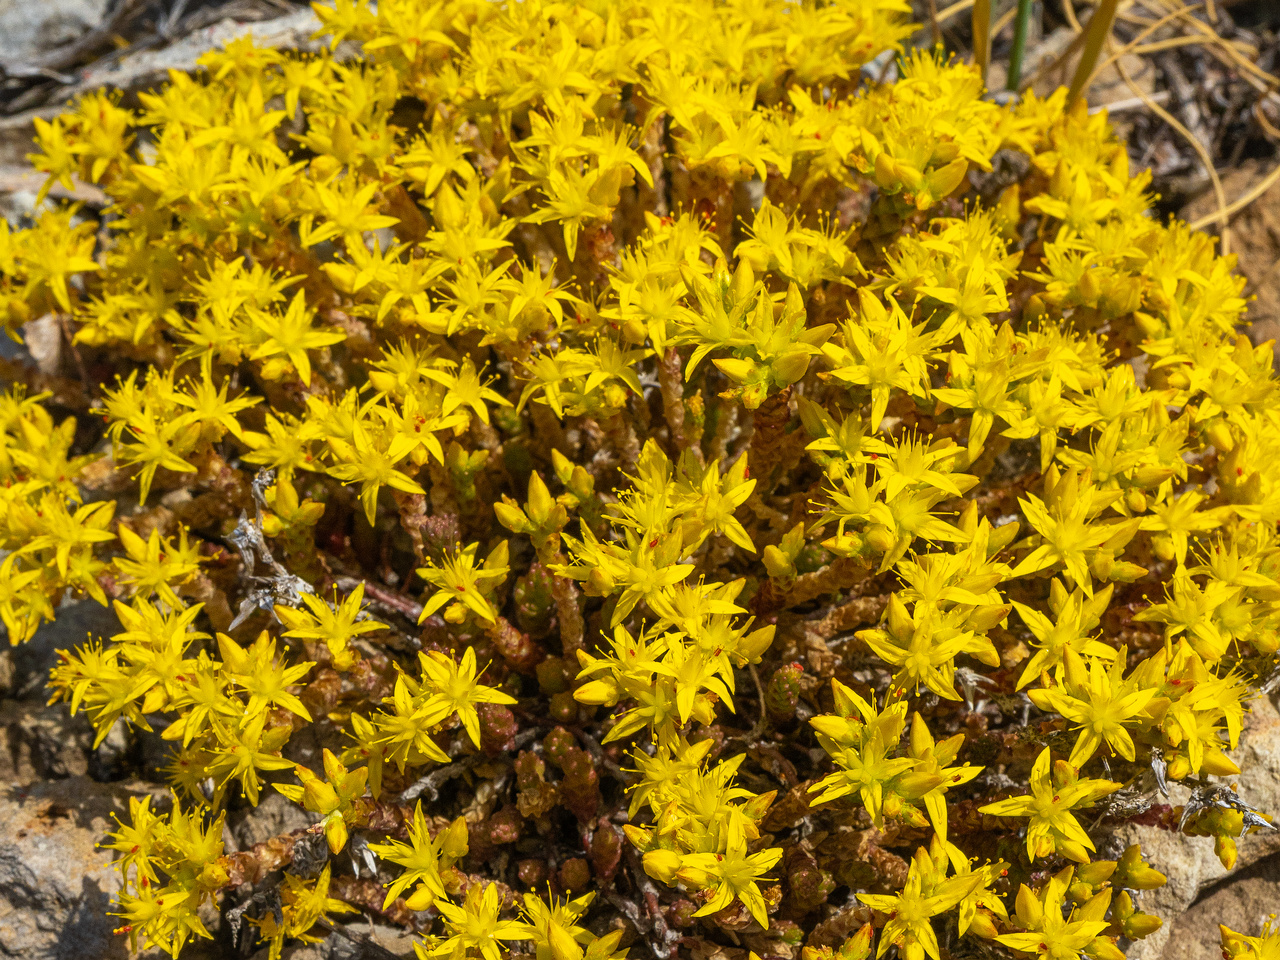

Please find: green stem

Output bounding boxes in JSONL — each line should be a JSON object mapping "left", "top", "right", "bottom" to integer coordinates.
{"left": 1006, "top": 0, "right": 1034, "bottom": 91}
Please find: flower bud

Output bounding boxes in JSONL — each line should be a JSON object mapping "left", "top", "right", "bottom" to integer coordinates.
{"left": 585, "top": 567, "right": 615, "bottom": 596}
{"left": 1076, "top": 859, "right": 1117, "bottom": 887}
{"left": 573, "top": 678, "right": 617, "bottom": 706}
{"left": 1207, "top": 420, "right": 1234, "bottom": 452}
{"left": 324, "top": 813, "right": 349, "bottom": 854}
{"left": 865, "top": 524, "right": 895, "bottom": 554}
{"left": 1166, "top": 754, "right": 1190, "bottom": 781}
{"left": 1214, "top": 834, "right": 1238, "bottom": 871}
{"left": 713, "top": 356, "right": 757, "bottom": 384}
{"left": 1069, "top": 881, "right": 1094, "bottom": 904}
{"left": 737, "top": 625, "right": 775, "bottom": 663}
{"left": 873, "top": 152, "right": 899, "bottom": 190}
{"left": 525, "top": 470, "right": 554, "bottom": 526}
{"left": 732, "top": 258, "right": 755, "bottom": 302}
{"left": 1090, "top": 938, "right": 1127, "bottom": 960}
{"left": 772, "top": 351, "right": 812, "bottom": 387}
{"left": 405, "top": 883, "right": 438, "bottom": 911}
{"left": 967, "top": 910, "right": 999, "bottom": 939}
{"left": 1115, "top": 844, "right": 1167, "bottom": 890}
{"left": 763, "top": 543, "right": 797, "bottom": 580}
{"left": 1123, "top": 913, "right": 1163, "bottom": 939}
{"left": 643, "top": 849, "right": 682, "bottom": 884}
{"left": 1051, "top": 159, "right": 1071, "bottom": 199}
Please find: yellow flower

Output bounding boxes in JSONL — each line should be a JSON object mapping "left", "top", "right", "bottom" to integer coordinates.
{"left": 1027, "top": 646, "right": 1156, "bottom": 765}
{"left": 425, "top": 883, "right": 533, "bottom": 960}
{"left": 679, "top": 838, "right": 783, "bottom": 928}
{"left": 979, "top": 748, "right": 1119, "bottom": 862}
{"left": 417, "top": 541, "right": 510, "bottom": 625}
{"left": 858, "top": 847, "right": 981, "bottom": 960}
{"left": 996, "top": 867, "right": 1115, "bottom": 960}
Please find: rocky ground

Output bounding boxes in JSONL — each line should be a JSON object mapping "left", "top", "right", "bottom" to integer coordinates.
{"left": 1, "top": 1, "right": 1280, "bottom": 959}
{"left": 5, "top": 601, "right": 1280, "bottom": 959}
{"left": 0, "top": 600, "right": 415, "bottom": 959}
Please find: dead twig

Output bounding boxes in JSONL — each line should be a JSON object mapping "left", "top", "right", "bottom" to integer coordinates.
{"left": 1187, "top": 157, "right": 1280, "bottom": 233}
{"left": 1111, "top": 44, "right": 1232, "bottom": 253}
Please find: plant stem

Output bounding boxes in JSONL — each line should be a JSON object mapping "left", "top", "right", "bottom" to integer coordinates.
{"left": 1007, "top": 0, "right": 1034, "bottom": 91}
{"left": 1067, "top": 0, "right": 1120, "bottom": 107}
{"left": 972, "top": 0, "right": 991, "bottom": 85}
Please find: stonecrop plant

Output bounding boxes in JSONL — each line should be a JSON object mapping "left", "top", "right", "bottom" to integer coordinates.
{"left": 1, "top": 0, "right": 1277, "bottom": 958}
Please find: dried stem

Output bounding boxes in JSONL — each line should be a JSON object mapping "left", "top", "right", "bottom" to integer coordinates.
{"left": 551, "top": 573, "right": 585, "bottom": 653}
{"left": 658, "top": 349, "right": 691, "bottom": 456}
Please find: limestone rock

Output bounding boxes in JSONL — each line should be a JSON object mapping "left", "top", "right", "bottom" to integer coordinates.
{"left": 0, "top": 775, "right": 152, "bottom": 960}
{"left": 1158, "top": 853, "right": 1280, "bottom": 960}
{"left": 1108, "top": 694, "right": 1280, "bottom": 960}
{"left": 67, "top": 8, "right": 324, "bottom": 101}
{"left": 0, "top": 701, "right": 93, "bottom": 784}
{"left": 0, "top": 8, "right": 327, "bottom": 168}
{"left": 1, "top": 597, "right": 121, "bottom": 701}
{"left": 228, "top": 790, "right": 318, "bottom": 852}
{"left": 20, "top": 315, "right": 62, "bottom": 378}
{"left": 0, "top": 0, "right": 110, "bottom": 67}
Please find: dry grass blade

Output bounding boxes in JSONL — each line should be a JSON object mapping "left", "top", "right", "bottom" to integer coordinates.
{"left": 1090, "top": 89, "right": 1171, "bottom": 112}
{"left": 1068, "top": 0, "right": 1121, "bottom": 106}
{"left": 1188, "top": 161, "right": 1280, "bottom": 231}
{"left": 991, "top": 5, "right": 1021, "bottom": 43}
{"left": 973, "top": 0, "right": 992, "bottom": 83}
{"left": 926, "top": 0, "right": 943, "bottom": 46}
{"left": 1090, "top": 4, "right": 1203, "bottom": 81}
{"left": 1109, "top": 0, "right": 1274, "bottom": 93}
{"left": 1162, "top": 2, "right": 1280, "bottom": 89}
{"left": 1062, "top": 0, "right": 1083, "bottom": 32}
{"left": 1110, "top": 47, "right": 1231, "bottom": 254}
{"left": 937, "top": 0, "right": 976, "bottom": 28}
{"left": 1255, "top": 99, "right": 1280, "bottom": 141}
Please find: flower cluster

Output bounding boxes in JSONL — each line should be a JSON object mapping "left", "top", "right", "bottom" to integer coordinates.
{"left": 0, "top": 0, "right": 1275, "bottom": 957}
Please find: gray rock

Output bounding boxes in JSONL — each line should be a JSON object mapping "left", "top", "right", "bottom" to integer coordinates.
{"left": 21, "top": 314, "right": 61, "bottom": 377}
{"left": 0, "top": 775, "right": 152, "bottom": 960}
{"left": 0, "top": 7, "right": 328, "bottom": 167}
{"left": 1158, "top": 853, "right": 1280, "bottom": 960}
{"left": 0, "top": 700, "right": 93, "bottom": 784}
{"left": 0, "top": 0, "right": 111, "bottom": 67}
{"left": 1109, "top": 694, "right": 1280, "bottom": 960}
{"left": 228, "top": 790, "right": 318, "bottom": 852}
{"left": 247, "top": 922, "right": 418, "bottom": 959}
{"left": 1, "top": 597, "right": 121, "bottom": 701}
{"left": 68, "top": 8, "right": 324, "bottom": 99}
